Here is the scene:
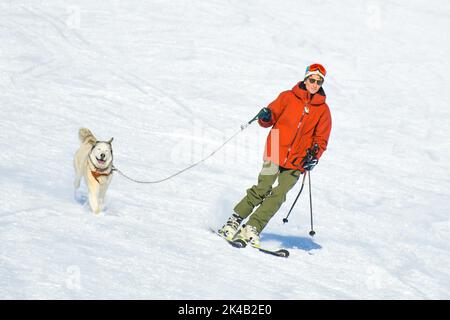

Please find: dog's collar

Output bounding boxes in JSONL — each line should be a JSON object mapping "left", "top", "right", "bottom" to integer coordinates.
{"left": 91, "top": 170, "right": 112, "bottom": 183}
{"left": 88, "top": 156, "right": 113, "bottom": 183}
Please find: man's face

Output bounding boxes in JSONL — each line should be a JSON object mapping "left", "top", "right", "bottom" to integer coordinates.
{"left": 305, "top": 75, "right": 323, "bottom": 95}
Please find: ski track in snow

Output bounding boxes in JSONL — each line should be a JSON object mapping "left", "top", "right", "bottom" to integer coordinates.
{"left": 1, "top": 0, "right": 450, "bottom": 299}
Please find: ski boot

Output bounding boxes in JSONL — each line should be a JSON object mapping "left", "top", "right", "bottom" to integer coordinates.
{"left": 233, "top": 224, "right": 260, "bottom": 248}
{"left": 218, "top": 213, "right": 243, "bottom": 240}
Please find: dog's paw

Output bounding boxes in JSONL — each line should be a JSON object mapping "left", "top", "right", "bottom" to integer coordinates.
{"left": 74, "top": 191, "right": 87, "bottom": 205}
{"left": 93, "top": 209, "right": 105, "bottom": 217}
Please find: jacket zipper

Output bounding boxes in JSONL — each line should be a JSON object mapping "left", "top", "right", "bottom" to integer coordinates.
{"left": 283, "top": 105, "right": 309, "bottom": 166}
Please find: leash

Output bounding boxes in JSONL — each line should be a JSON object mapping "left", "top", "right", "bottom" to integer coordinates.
{"left": 112, "top": 112, "right": 261, "bottom": 184}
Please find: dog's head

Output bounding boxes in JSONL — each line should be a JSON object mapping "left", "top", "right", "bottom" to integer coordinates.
{"left": 89, "top": 138, "right": 113, "bottom": 170}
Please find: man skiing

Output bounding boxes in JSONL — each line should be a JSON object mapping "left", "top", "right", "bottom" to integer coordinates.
{"left": 218, "top": 63, "right": 332, "bottom": 247}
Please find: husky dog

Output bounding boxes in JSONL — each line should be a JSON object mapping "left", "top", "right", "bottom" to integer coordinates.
{"left": 74, "top": 128, "right": 114, "bottom": 214}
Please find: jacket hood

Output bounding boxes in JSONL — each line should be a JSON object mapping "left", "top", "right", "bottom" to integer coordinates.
{"left": 292, "top": 81, "right": 326, "bottom": 105}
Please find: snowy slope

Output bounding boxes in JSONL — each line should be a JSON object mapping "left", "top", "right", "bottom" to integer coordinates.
{"left": 1, "top": 0, "right": 449, "bottom": 299}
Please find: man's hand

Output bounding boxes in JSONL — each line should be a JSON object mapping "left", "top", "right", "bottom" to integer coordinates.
{"left": 258, "top": 107, "right": 272, "bottom": 122}
{"left": 302, "top": 144, "right": 319, "bottom": 171}
{"left": 302, "top": 157, "right": 318, "bottom": 171}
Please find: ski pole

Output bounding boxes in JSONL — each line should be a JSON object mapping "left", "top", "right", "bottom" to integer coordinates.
{"left": 308, "top": 170, "right": 315, "bottom": 236}
{"left": 282, "top": 144, "right": 318, "bottom": 224}
{"left": 282, "top": 172, "right": 307, "bottom": 223}
{"left": 241, "top": 110, "right": 262, "bottom": 130}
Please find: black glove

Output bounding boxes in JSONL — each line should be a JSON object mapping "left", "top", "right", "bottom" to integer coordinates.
{"left": 302, "top": 157, "right": 318, "bottom": 171}
{"left": 302, "top": 144, "right": 320, "bottom": 171}
{"left": 258, "top": 107, "right": 272, "bottom": 122}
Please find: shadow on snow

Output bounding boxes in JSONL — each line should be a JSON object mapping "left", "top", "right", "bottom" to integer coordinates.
{"left": 261, "top": 232, "right": 322, "bottom": 251}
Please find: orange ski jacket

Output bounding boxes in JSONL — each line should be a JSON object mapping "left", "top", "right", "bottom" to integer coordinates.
{"left": 258, "top": 81, "right": 332, "bottom": 171}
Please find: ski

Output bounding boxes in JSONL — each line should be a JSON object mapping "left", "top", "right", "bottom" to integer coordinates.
{"left": 210, "top": 228, "right": 290, "bottom": 258}
{"left": 256, "top": 246, "right": 290, "bottom": 258}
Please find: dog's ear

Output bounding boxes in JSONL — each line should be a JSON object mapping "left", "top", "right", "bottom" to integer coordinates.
{"left": 107, "top": 137, "right": 114, "bottom": 144}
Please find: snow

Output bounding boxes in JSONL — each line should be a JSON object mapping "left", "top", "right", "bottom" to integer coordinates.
{"left": 1, "top": 0, "right": 449, "bottom": 299}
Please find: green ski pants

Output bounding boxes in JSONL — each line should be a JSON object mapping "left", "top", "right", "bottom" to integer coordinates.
{"left": 233, "top": 161, "right": 301, "bottom": 233}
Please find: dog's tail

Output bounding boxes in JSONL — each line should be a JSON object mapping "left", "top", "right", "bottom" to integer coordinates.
{"left": 79, "top": 128, "right": 97, "bottom": 145}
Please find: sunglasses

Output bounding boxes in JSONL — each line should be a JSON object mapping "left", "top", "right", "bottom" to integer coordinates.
{"left": 308, "top": 77, "right": 324, "bottom": 86}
